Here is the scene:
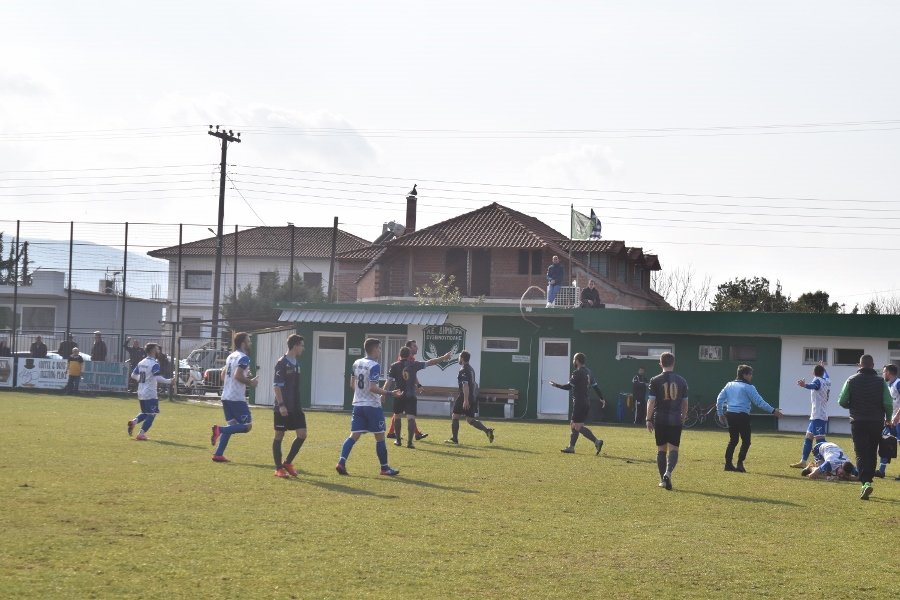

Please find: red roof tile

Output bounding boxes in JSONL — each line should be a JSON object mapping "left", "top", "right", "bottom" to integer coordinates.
{"left": 148, "top": 226, "right": 370, "bottom": 259}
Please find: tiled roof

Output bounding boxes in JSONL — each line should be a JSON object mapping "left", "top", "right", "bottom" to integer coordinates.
{"left": 148, "top": 226, "right": 370, "bottom": 259}
{"left": 558, "top": 240, "right": 626, "bottom": 253}
{"left": 388, "top": 202, "right": 566, "bottom": 248}
{"left": 336, "top": 245, "right": 386, "bottom": 261}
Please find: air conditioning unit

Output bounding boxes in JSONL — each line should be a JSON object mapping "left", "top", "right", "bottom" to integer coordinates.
{"left": 99, "top": 279, "right": 115, "bottom": 294}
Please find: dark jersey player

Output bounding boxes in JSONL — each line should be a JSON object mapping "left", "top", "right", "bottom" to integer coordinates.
{"left": 445, "top": 351, "right": 494, "bottom": 444}
{"left": 646, "top": 352, "right": 689, "bottom": 491}
{"left": 551, "top": 353, "right": 606, "bottom": 455}
{"left": 272, "top": 334, "right": 307, "bottom": 478}
{"left": 387, "top": 340, "right": 430, "bottom": 442}
{"left": 387, "top": 344, "right": 451, "bottom": 449}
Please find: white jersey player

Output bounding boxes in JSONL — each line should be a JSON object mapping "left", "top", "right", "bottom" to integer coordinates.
{"left": 211, "top": 333, "right": 259, "bottom": 462}
{"left": 127, "top": 343, "right": 172, "bottom": 441}
{"left": 791, "top": 361, "right": 831, "bottom": 468}
{"left": 802, "top": 441, "right": 858, "bottom": 481}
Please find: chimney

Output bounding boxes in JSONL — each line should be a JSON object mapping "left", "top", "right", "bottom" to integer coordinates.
{"left": 405, "top": 184, "right": 417, "bottom": 234}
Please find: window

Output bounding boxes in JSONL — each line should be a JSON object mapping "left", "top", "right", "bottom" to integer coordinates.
{"left": 544, "top": 342, "right": 570, "bottom": 357}
{"left": 366, "top": 334, "right": 406, "bottom": 378}
{"left": 729, "top": 345, "right": 757, "bottom": 361}
{"left": 258, "top": 271, "right": 278, "bottom": 290}
{"left": 483, "top": 337, "right": 520, "bottom": 352}
{"left": 699, "top": 345, "right": 722, "bottom": 361}
{"left": 617, "top": 342, "right": 674, "bottom": 360}
{"left": 318, "top": 336, "right": 345, "bottom": 350}
{"left": 0, "top": 306, "right": 12, "bottom": 329}
{"left": 617, "top": 260, "right": 627, "bottom": 282}
{"left": 182, "top": 317, "right": 202, "bottom": 338}
{"left": 531, "top": 250, "right": 542, "bottom": 275}
{"left": 834, "top": 348, "right": 864, "bottom": 366}
{"left": 591, "top": 254, "right": 609, "bottom": 277}
{"left": 185, "top": 270, "right": 212, "bottom": 290}
{"left": 803, "top": 348, "right": 827, "bottom": 365}
{"left": 518, "top": 251, "right": 529, "bottom": 275}
{"left": 303, "top": 272, "right": 323, "bottom": 288}
{"left": 21, "top": 306, "right": 55, "bottom": 330}
{"left": 633, "top": 266, "right": 644, "bottom": 288}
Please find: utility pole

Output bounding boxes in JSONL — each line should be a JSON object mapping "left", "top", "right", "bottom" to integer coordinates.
{"left": 328, "top": 216, "right": 338, "bottom": 302}
{"left": 207, "top": 125, "right": 241, "bottom": 346}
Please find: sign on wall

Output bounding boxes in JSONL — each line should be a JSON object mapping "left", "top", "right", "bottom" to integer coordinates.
{"left": 0, "top": 358, "right": 13, "bottom": 388}
{"left": 15, "top": 358, "right": 129, "bottom": 392}
{"left": 423, "top": 323, "right": 466, "bottom": 370}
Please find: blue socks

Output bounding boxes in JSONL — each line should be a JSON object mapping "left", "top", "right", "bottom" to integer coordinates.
{"left": 376, "top": 439, "right": 388, "bottom": 467}
{"left": 339, "top": 437, "right": 357, "bottom": 464}
{"left": 141, "top": 414, "right": 155, "bottom": 432}
{"left": 801, "top": 438, "right": 813, "bottom": 462}
{"left": 215, "top": 423, "right": 249, "bottom": 456}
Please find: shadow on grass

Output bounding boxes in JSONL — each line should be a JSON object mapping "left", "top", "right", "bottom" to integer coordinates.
{"left": 295, "top": 477, "right": 400, "bottom": 499}
{"left": 237, "top": 463, "right": 326, "bottom": 478}
{"left": 480, "top": 445, "right": 539, "bottom": 455}
{"left": 678, "top": 488, "right": 800, "bottom": 507}
{"left": 150, "top": 440, "right": 208, "bottom": 450}
{"left": 361, "top": 474, "right": 478, "bottom": 494}
{"left": 410, "top": 446, "right": 481, "bottom": 459}
{"left": 602, "top": 453, "right": 655, "bottom": 465}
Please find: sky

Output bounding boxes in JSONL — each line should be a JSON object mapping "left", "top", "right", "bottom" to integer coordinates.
{"left": 2, "top": 1, "right": 899, "bottom": 309}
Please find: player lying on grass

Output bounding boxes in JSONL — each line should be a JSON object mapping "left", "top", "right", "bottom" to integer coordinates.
{"left": 800, "top": 441, "right": 859, "bottom": 481}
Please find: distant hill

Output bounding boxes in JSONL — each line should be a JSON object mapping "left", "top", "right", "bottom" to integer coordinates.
{"left": 14, "top": 237, "right": 168, "bottom": 300}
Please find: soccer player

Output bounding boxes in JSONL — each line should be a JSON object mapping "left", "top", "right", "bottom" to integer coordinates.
{"left": 387, "top": 340, "right": 429, "bottom": 442}
{"left": 210, "top": 332, "right": 259, "bottom": 463}
{"left": 388, "top": 345, "right": 452, "bottom": 449}
{"left": 336, "top": 338, "right": 403, "bottom": 476}
{"left": 551, "top": 352, "right": 606, "bottom": 455}
{"left": 445, "top": 351, "right": 495, "bottom": 445}
{"left": 800, "top": 441, "right": 859, "bottom": 481}
{"left": 645, "top": 352, "right": 688, "bottom": 491}
{"left": 716, "top": 365, "right": 783, "bottom": 472}
{"left": 272, "top": 334, "right": 307, "bottom": 478}
{"left": 127, "top": 343, "right": 172, "bottom": 441}
{"left": 876, "top": 364, "right": 900, "bottom": 479}
{"left": 790, "top": 360, "right": 831, "bottom": 469}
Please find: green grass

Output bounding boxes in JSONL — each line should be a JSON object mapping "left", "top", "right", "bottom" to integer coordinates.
{"left": 1, "top": 392, "right": 897, "bottom": 599}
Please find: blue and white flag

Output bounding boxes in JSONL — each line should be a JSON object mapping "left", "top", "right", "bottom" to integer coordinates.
{"left": 589, "top": 209, "right": 602, "bottom": 240}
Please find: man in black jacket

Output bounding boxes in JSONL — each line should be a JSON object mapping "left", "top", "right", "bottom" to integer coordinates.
{"left": 838, "top": 354, "right": 893, "bottom": 500}
{"left": 579, "top": 280, "right": 602, "bottom": 308}
{"left": 57, "top": 334, "right": 76, "bottom": 358}
{"left": 551, "top": 352, "right": 607, "bottom": 454}
{"left": 30, "top": 336, "right": 48, "bottom": 358}
{"left": 546, "top": 256, "right": 564, "bottom": 308}
{"left": 90, "top": 331, "right": 108, "bottom": 362}
{"left": 632, "top": 367, "right": 648, "bottom": 425}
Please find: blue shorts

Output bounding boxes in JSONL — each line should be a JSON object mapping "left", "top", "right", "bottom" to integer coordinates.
{"left": 350, "top": 405, "right": 386, "bottom": 434}
{"left": 806, "top": 419, "right": 828, "bottom": 437}
{"left": 222, "top": 400, "right": 253, "bottom": 425}
{"left": 139, "top": 399, "right": 160, "bottom": 414}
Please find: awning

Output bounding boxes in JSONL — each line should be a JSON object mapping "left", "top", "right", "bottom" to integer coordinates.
{"left": 278, "top": 309, "right": 448, "bottom": 326}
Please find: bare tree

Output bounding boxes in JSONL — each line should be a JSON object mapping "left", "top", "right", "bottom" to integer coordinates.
{"left": 862, "top": 294, "right": 900, "bottom": 315}
{"left": 651, "top": 265, "right": 712, "bottom": 311}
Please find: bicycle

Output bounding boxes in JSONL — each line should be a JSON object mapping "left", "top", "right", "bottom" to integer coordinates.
{"left": 683, "top": 403, "right": 728, "bottom": 429}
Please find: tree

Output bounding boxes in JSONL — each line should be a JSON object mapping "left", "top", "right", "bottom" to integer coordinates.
{"left": 222, "top": 270, "right": 325, "bottom": 331}
{"left": 0, "top": 232, "right": 31, "bottom": 286}
{"left": 415, "top": 273, "right": 464, "bottom": 306}
{"left": 651, "top": 265, "right": 712, "bottom": 311}
{"left": 710, "top": 277, "right": 792, "bottom": 312}
{"left": 792, "top": 290, "right": 841, "bottom": 314}
{"left": 858, "top": 295, "right": 900, "bottom": 315}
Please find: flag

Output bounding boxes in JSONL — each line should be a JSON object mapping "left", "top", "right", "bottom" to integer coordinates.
{"left": 571, "top": 208, "right": 593, "bottom": 240}
{"left": 571, "top": 207, "right": 602, "bottom": 240}
{"left": 589, "top": 209, "right": 602, "bottom": 240}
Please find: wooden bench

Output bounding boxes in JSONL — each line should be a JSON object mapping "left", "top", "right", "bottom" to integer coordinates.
{"left": 416, "top": 386, "right": 518, "bottom": 418}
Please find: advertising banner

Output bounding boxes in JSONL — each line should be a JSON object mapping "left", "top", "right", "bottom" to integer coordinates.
{"left": 0, "top": 357, "right": 13, "bottom": 388}
{"left": 15, "top": 358, "right": 129, "bottom": 392}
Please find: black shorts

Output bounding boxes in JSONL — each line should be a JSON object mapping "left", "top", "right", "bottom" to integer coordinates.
{"left": 571, "top": 401, "right": 590, "bottom": 424}
{"left": 654, "top": 424, "right": 683, "bottom": 447}
{"left": 274, "top": 409, "right": 307, "bottom": 431}
{"left": 452, "top": 395, "right": 477, "bottom": 418}
{"left": 393, "top": 396, "right": 417, "bottom": 416}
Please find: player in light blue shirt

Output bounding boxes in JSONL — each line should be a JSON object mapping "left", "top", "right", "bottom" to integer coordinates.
{"left": 336, "top": 338, "right": 402, "bottom": 476}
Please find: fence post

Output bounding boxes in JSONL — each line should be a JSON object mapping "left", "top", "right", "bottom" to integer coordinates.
{"left": 11, "top": 220, "right": 20, "bottom": 387}
{"left": 170, "top": 224, "right": 183, "bottom": 400}
{"left": 120, "top": 222, "right": 128, "bottom": 361}
{"left": 233, "top": 224, "right": 238, "bottom": 298}
{"left": 66, "top": 221, "right": 73, "bottom": 342}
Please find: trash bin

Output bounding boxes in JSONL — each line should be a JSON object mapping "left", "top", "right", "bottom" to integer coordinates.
{"left": 616, "top": 393, "right": 628, "bottom": 422}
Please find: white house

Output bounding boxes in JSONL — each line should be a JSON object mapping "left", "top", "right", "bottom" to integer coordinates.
{"left": 147, "top": 226, "right": 370, "bottom": 346}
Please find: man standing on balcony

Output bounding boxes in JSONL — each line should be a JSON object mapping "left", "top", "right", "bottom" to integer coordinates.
{"left": 546, "top": 255, "right": 564, "bottom": 308}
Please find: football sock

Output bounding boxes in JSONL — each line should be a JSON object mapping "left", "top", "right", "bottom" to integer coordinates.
{"left": 657, "top": 451, "right": 667, "bottom": 478}
{"left": 579, "top": 427, "right": 598, "bottom": 443}
{"left": 416, "top": 425, "right": 423, "bottom": 435}
{"left": 801, "top": 438, "right": 813, "bottom": 462}
{"left": 451, "top": 419, "right": 460, "bottom": 439}
{"left": 878, "top": 462, "right": 887, "bottom": 474}
{"left": 134, "top": 413, "right": 147, "bottom": 424}
{"left": 215, "top": 433, "right": 231, "bottom": 456}
{"left": 469, "top": 419, "right": 489, "bottom": 432}
{"left": 408, "top": 419, "right": 416, "bottom": 443}
{"left": 666, "top": 450, "right": 679, "bottom": 475}
{"left": 273, "top": 439, "right": 283, "bottom": 469}
{"left": 286, "top": 437, "right": 305, "bottom": 464}
{"left": 339, "top": 437, "right": 356, "bottom": 464}
{"left": 141, "top": 414, "right": 155, "bottom": 432}
{"left": 376, "top": 439, "right": 388, "bottom": 467}
{"left": 570, "top": 429, "right": 580, "bottom": 447}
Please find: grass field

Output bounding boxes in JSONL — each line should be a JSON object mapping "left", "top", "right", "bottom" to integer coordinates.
{"left": 1, "top": 392, "right": 897, "bottom": 599}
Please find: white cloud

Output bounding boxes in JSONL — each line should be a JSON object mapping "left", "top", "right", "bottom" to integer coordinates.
{"left": 529, "top": 144, "right": 624, "bottom": 189}
{"left": 0, "top": 71, "right": 52, "bottom": 98}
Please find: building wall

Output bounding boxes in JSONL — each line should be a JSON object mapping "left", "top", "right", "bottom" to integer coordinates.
{"left": 335, "top": 259, "right": 369, "bottom": 302}
{"left": 778, "top": 335, "right": 894, "bottom": 435}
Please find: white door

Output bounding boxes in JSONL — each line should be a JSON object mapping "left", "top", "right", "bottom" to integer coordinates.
{"left": 252, "top": 329, "right": 293, "bottom": 406}
{"left": 312, "top": 332, "right": 347, "bottom": 408}
{"left": 538, "top": 338, "right": 571, "bottom": 418}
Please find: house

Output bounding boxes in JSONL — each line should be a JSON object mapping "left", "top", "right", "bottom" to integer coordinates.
{"left": 0, "top": 270, "right": 165, "bottom": 361}
{"left": 251, "top": 302, "right": 900, "bottom": 435}
{"left": 334, "top": 198, "right": 668, "bottom": 309}
{"left": 147, "top": 226, "right": 371, "bottom": 344}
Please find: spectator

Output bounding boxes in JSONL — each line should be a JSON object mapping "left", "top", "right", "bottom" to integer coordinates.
{"left": 158, "top": 352, "right": 173, "bottom": 395}
{"left": 545, "top": 255, "right": 565, "bottom": 308}
{"left": 91, "top": 331, "right": 108, "bottom": 362}
{"left": 57, "top": 334, "right": 76, "bottom": 358}
{"left": 63, "top": 347, "right": 84, "bottom": 395}
{"left": 632, "top": 366, "right": 648, "bottom": 425}
{"left": 838, "top": 354, "right": 893, "bottom": 500}
{"left": 579, "top": 280, "right": 602, "bottom": 308}
{"left": 124, "top": 338, "right": 145, "bottom": 392}
{"left": 0, "top": 338, "right": 11, "bottom": 357}
{"left": 30, "top": 336, "right": 48, "bottom": 358}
